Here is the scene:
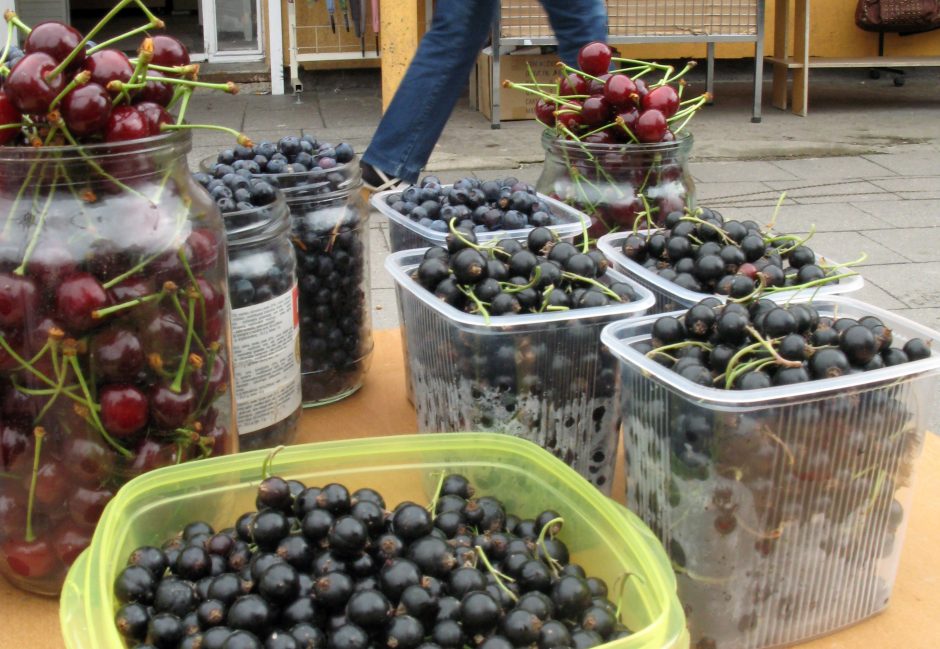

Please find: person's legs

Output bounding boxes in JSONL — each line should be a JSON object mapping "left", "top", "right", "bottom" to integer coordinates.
{"left": 362, "top": 0, "right": 498, "bottom": 185}
{"left": 539, "top": 0, "right": 608, "bottom": 67}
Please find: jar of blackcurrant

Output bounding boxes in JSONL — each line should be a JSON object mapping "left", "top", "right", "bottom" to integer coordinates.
{"left": 222, "top": 192, "right": 302, "bottom": 450}
{"left": 285, "top": 174, "right": 373, "bottom": 406}
{"left": 536, "top": 131, "right": 696, "bottom": 238}
{"left": 0, "top": 131, "right": 236, "bottom": 594}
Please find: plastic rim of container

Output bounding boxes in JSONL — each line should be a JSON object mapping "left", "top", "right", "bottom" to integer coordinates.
{"left": 60, "top": 433, "right": 688, "bottom": 649}
{"left": 385, "top": 248, "right": 656, "bottom": 327}
{"left": 601, "top": 295, "right": 940, "bottom": 408}
{"left": 371, "top": 185, "right": 591, "bottom": 245}
{"left": 596, "top": 229, "right": 865, "bottom": 307}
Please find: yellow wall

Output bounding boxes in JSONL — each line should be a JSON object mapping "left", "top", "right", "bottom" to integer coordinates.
{"left": 612, "top": 0, "right": 940, "bottom": 60}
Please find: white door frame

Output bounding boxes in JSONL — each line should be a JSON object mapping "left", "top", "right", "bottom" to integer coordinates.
{"left": 1, "top": 0, "right": 18, "bottom": 48}
{"left": 200, "top": 0, "right": 265, "bottom": 61}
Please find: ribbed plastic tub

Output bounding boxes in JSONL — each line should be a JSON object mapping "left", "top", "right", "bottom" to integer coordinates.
{"left": 597, "top": 230, "right": 865, "bottom": 314}
{"left": 601, "top": 297, "right": 940, "bottom": 649}
{"left": 371, "top": 187, "right": 590, "bottom": 252}
{"left": 60, "top": 434, "right": 688, "bottom": 649}
{"left": 386, "top": 249, "right": 655, "bottom": 493}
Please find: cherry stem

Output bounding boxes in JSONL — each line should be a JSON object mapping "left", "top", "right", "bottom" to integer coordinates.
{"left": 764, "top": 271, "right": 858, "bottom": 295}
{"left": 501, "top": 79, "right": 581, "bottom": 110}
{"left": 33, "top": 342, "right": 70, "bottom": 424}
{"left": 92, "top": 287, "right": 167, "bottom": 319}
{"left": 0, "top": 122, "right": 24, "bottom": 131}
{"left": 45, "top": 0, "right": 137, "bottom": 83}
{"left": 138, "top": 76, "right": 238, "bottom": 94}
{"left": 13, "top": 168, "right": 59, "bottom": 276}
{"left": 560, "top": 272, "right": 622, "bottom": 301}
{"left": 555, "top": 61, "right": 604, "bottom": 83}
{"left": 58, "top": 122, "right": 154, "bottom": 203}
{"left": 669, "top": 94, "right": 710, "bottom": 134}
{"left": 171, "top": 294, "right": 197, "bottom": 393}
{"left": 771, "top": 225, "right": 816, "bottom": 255}
{"left": 88, "top": 19, "right": 163, "bottom": 54}
{"left": 474, "top": 546, "right": 518, "bottom": 602}
{"left": 174, "top": 88, "right": 194, "bottom": 125}
{"left": 611, "top": 57, "right": 672, "bottom": 72}
{"left": 146, "top": 62, "right": 200, "bottom": 77}
{"left": 195, "top": 343, "right": 220, "bottom": 412}
{"left": 3, "top": 10, "right": 31, "bottom": 34}
{"left": 613, "top": 117, "right": 639, "bottom": 144}
{"left": 132, "top": 0, "right": 162, "bottom": 25}
{"left": 67, "top": 353, "right": 133, "bottom": 457}
{"left": 0, "top": 20, "right": 15, "bottom": 68}
{"left": 24, "top": 427, "right": 46, "bottom": 542}
{"left": 446, "top": 217, "right": 485, "bottom": 252}
{"left": 1, "top": 161, "right": 43, "bottom": 238}
{"left": 49, "top": 70, "right": 91, "bottom": 111}
{"left": 160, "top": 122, "right": 251, "bottom": 147}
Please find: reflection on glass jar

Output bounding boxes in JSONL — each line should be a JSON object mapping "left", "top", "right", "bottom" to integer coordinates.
{"left": 0, "top": 131, "right": 236, "bottom": 594}
{"left": 536, "top": 131, "right": 696, "bottom": 238}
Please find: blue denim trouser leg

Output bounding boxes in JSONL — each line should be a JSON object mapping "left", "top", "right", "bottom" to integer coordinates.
{"left": 362, "top": 0, "right": 608, "bottom": 183}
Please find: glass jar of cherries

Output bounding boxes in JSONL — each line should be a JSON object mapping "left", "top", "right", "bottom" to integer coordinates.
{"left": 0, "top": 131, "right": 236, "bottom": 594}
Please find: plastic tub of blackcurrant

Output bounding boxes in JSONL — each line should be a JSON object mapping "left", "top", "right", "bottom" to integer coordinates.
{"left": 285, "top": 175, "right": 373, "bottom": 406}
{"left": 386, "top": 249, "right": 656, "bottom": 493}
{"left": 601, "top": 296, "right": 940, "bottom": 649}
{"left": 597, "top": 228, "right": 865, "bottom": 314}
{"left": 370, "top": 178, "right": 591, "bottom": 253}
{"left": 221, "top": 192, "right": 303, "bottom": 450}
{"left": 59, "top": 434, "right": 689, "bottom": 649}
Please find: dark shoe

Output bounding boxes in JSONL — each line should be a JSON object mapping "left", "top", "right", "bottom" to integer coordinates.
{"left": 360, "top": 161, "right": 410, "bottom": 193}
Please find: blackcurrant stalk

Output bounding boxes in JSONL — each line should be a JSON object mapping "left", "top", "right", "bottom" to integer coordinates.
{"left": 426, "top": 470, "right": 448, "bottom": 515}
{"left": 535, "top": 516, "right": 564, "bottom": 577}
{"left": 560, "top": 271, "right": 623, "bottom": 302}
{"left": 457, "top": 284, "right": 491, "bottom": 323}
{"left": 474, "top": 546, "right": 518, "bottom": 602}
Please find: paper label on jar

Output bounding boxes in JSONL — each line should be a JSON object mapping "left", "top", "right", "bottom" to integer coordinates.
{"left": 231, "top": 284, "right": 302, "bottom": 435}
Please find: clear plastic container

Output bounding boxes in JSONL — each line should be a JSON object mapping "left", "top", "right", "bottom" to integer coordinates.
{"left": 597, "top": 230, "right": 865, "bottom": 314}
{"left": 601, "top": 297, "right": 940, "bottom": 649}
{"left": 371, "top": 186, "right": 591, "bottom": 252}
{"left": 286, "top": 175, "right": 373, "bottom": 407}
{"left": 223, "top": 193, "right": 302, "bottom": 450}
{"left": 386, "top": 249, "right": 656, "bottom": 493}
{"left": 60, "top": 433, "right": 688, "bottom": 649}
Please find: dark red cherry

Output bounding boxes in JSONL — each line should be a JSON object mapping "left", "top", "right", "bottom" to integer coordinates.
{"left": 534, "top": 98, "right": 556, "bottom": 127}
{"left": 0, "top": 91, "right": 22, "bottom": 145}
{"left": 28, "top": 460, "right": 70, "bottom": 510}
{"left": 582, "top": 131, "right": 616, "bottom": 145}
{"left": 105, "top": 105, "right": 150, "bottom": 142}
{"left": 635, "top": 109, "right": 668, "bottom": 143}
{"left": 579, "top": 96, "right": 610, "bottom": 127}
{"left": 63, "top": 436, "right": 113, "bottom": 484}
{"left": 56, "top": 272, "right": 110, "bottom": 333}
{"left": 23, "top": 21, "right": 85, "bottom": 68}
{"left": 135, "top": 70, "right": 174, "bottom": 107}
{"left": 613, "top": 108, "right": 640, "bottom": 141}
{"left": 92, "top": 328, "right": 146, "bottom": 381}
{"left": 604, "top": 74, "right": 638, "bottom": 109}
{"left": 61, "top": 82, "right": 111, "bottom": 137}
{"left": 185, "top": 229, "right": 220, "bottom": 273}
{"left": 192, "top": 353, "right": 227, "bottom": 397}
{"left": 100, "top": 384, "right": 150, "bottom": 437}
{"left": 82, "top": 49, "right": 134, "bottom": 93}
{"left": 1, "top": 422, "right": 33, "bottom": 474}
{"left": 0, "top": 272, "right": 38, "bottom": 328}
{"left": 126, "top": 438, "right": 177, "bottom": 476}
{"left": 150, "top": 35, "right": 190, "bottom": 67}
{"left": 577, "top": 41, "right": 613, "bottom": 77}
{"left": 52, "top": 520, "right": 93, "bottom": 566}
{"left": 151, "top": 382, "right": 196, "bottom": 429}
{"left": 4, "top": 52, "right": 67, "bottom": 115}
{"left": 642, "top": 85, "right": 680, "bottom": 118}
{"left": 142, "top": 310, "right": 187, "bottom": 356}
{"left": 108, "top": 277, "right": 154, "bottom": 304}
{"left": 2, "top": 538, "right": 58, "bottom": 578}
{"left": 68, "top": 486, "right": 115, "bottom": 528}
{"left": 559, "top": 73, "right": 588, "bottom": 97}
{"left": 586, "top": 72, "right": 611, "bottom": 96}
{"left": 201, "top": 424, "right": 230, "bottom": 458}
{"left": 555, "top": 107, "right": 584, "bottom": 132}
{"left": 135, "top": 101, "right": 173, "bottom": 135}
{"left": 25, "top": 242, "right": 77, "bottom": 288}
{"left": 0, "top": 489, "right": 26, "bottom": 536}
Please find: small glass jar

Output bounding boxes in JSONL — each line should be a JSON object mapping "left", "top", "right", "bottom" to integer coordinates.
{"left": 0, "top": 131, "right": 236, "bottom": 595}
{"left": 223, "top": 193, "right": 302, "bottom": 450}
{"left": 536, "top": 131, "right": 696, "bottom": 238}
{"left": 285, "top": 176, "right": 373, "bottom": 406}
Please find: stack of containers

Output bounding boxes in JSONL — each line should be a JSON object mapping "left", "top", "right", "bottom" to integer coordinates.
{"left": 385, "top": 248, "right": 655, "bottom": 493}
{"left": 601, "top": 297, "right": 940, "bottom": 649}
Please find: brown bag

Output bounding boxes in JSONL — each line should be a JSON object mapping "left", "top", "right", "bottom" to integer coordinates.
{"left": 855, "top": 0, "right": 940, "bottom": 32}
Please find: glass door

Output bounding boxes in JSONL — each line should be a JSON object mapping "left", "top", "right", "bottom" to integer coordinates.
{"left": 201, "top": 0, "right": 264, "bottom": 60}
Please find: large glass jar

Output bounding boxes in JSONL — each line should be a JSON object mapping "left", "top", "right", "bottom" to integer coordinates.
{"left": 536, "top": 131, "right": 696, "bottom": 238}
{"left": 224, "top": 193, "right": 301, "bottom": 450}
{"left": 286, "top": 177, "right": 373, "bottom": 406}
{"left": 0, "top": 131, "right": 236, "bottom": 594}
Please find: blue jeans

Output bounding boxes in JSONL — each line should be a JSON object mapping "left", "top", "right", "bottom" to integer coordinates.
{"left": 363, "top": 0, "right": 608, "bottom": 183}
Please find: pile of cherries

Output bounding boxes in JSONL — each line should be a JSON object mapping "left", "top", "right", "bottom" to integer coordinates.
{"left": 113, "top": 472, "right": 630, "bottom": 649}
{"left": 209, "top": 135, "right": 356, "bottom": 194}
{"left": 619, "top": 209, "right": 854, "bottom": 305}
{"left": 413, "top": 227, "right": 638, "bottom": 318}
{"left": 386, "top": 176, "right": 566, "bottom": 235}
{"left": 640, "top": 297, "right": 932, "bottom": 391}
{"left": 0, "top": 13, "right": 221, "bottom": 147}
{"left": 507, "top": 41, "right": 708, "bottom": 145}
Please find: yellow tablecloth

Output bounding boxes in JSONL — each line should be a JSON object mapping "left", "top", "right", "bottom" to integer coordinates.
{"left": 6, "top": 328, "right": 940, "bottom": 648}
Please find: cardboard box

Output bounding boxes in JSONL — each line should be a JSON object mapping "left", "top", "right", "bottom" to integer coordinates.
{"left": 475, "top": 49, "right": 559, "bottom": 122}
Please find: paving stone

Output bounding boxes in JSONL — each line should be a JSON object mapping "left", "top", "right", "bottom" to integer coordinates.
{"left": 770, "top": 156, "right": 899, "bottom": 181}
{"left": 862, "top": 227, "right": 940, "bottom": 264}
{"left": 371, "top": 288, "right": 401, "bottom": 330}
{"left": 851, "top": 198, "right": 940, "bottom": 228}
{"left": 761, "top": 202, "right": 888, "bottom": 233}
{"left": 691, "top": 160, "right": 799, "bottom": 183}
{"left": 863, "top": 151, "right": 940, "bottom": 177}
{"left": 858, "top": 263, "right": 940, "bottom": 310}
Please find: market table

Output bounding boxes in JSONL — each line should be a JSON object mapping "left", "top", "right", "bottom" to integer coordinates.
{"left": 5, "top": 328, "right": 940, "bottom": 648}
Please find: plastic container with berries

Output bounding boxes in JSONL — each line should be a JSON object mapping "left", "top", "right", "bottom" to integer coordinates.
{"left": 386, "top": 242, "right": 655, "bottom": 493}
{"left": 601, "top": 296, "right": 940, "bottom": 649}
{"left": 215, "top": 190, "right": 302, "bottom": 450}
{"left": 370, "top": 177, "right": 591, "bottom": 252}
{"left": 598, "top": 225, "right": 865, "bottom": 314}
{"left": 60, "top": 434, "right": 689, "bottom": 649}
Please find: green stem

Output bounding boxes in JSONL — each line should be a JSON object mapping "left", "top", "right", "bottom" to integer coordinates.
{"left": 765, "top": 192, "right": 788, "bottom": 232}
{"left": 49, "top": 71, "right": 90, "bottom": 110}
{"left": 560, "top": 271, "right": 622, "bottom": 301}
{"left": 174, "top": 88, "right": 193, "bottom": 125}
{"left": 0, "top": 336, "right": 56, "bottom": 387}
{"left": 67, "top": 354, "right": 133, "bottom": 457}
{"left": 457, "top": 284, "right": 491, "bottom": 323}
{"left": 555, "top": 61, "right": 604, "bottom": 83}
{"left": 535, "top": 516, "right": 565, "bottom": 577}
{"left": 745, "top": 326, "right": 802, "bottom": 368}
{"left": 475, "top": 546, "right": 518, "bottom": 602}
{"left": 92, "top": 288, "right": 166, "bottom": 319}
{"left": 58, "top": 123, "right": 153, "bottom": 203}
{"left": 33, "top": 344, "right": 70, "bottom": 424}
{"left": 725, "top": 357, "right": 777, "bottom": 389}
{"left": 13, "top": 168, "right": 59, "bottom": 276}
{"left": 0, "top": 20, "right": 15, "bottom": 68}
{"left": 3, "top": 10, "right": 32, "bottom": 34}
{"left": 88, "top": 20, "right": 162, "bottom": 54}
{"left": 24, "top": 428, "right": 45, "bottom": 542}
{"left": 647, "top": 340, "right": 713, "bottom": 357}
{"left": 171, "top": 294, "right": 197, "bottom": 392}
{"left": 136, "top": 76, "right": 237, "bottom": 93}
{"left": 819, "top": 252, "right": 868, "bottom": 271}
{"left": 426, "top": 471, "right": 448, "bottom": 514}
{"left": 160, "top": 122, "right": 250, "bottom": 147}
{"left": 261, "top": 446, "right": 285, "bottom": 479}
{"left": 44, "top": 0, "right": 137, "bottom": 83}
{"left": 679, "top": 215, "right": 736, "bottom": 245}
{"left": 764, "top": 271, "right": 859, "bottom": 294}
{"left": 502, "top": 79, "right": 582, "bottom": 110}
{"left": 1, "top": 161, "right": 43, "bottom": 238}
